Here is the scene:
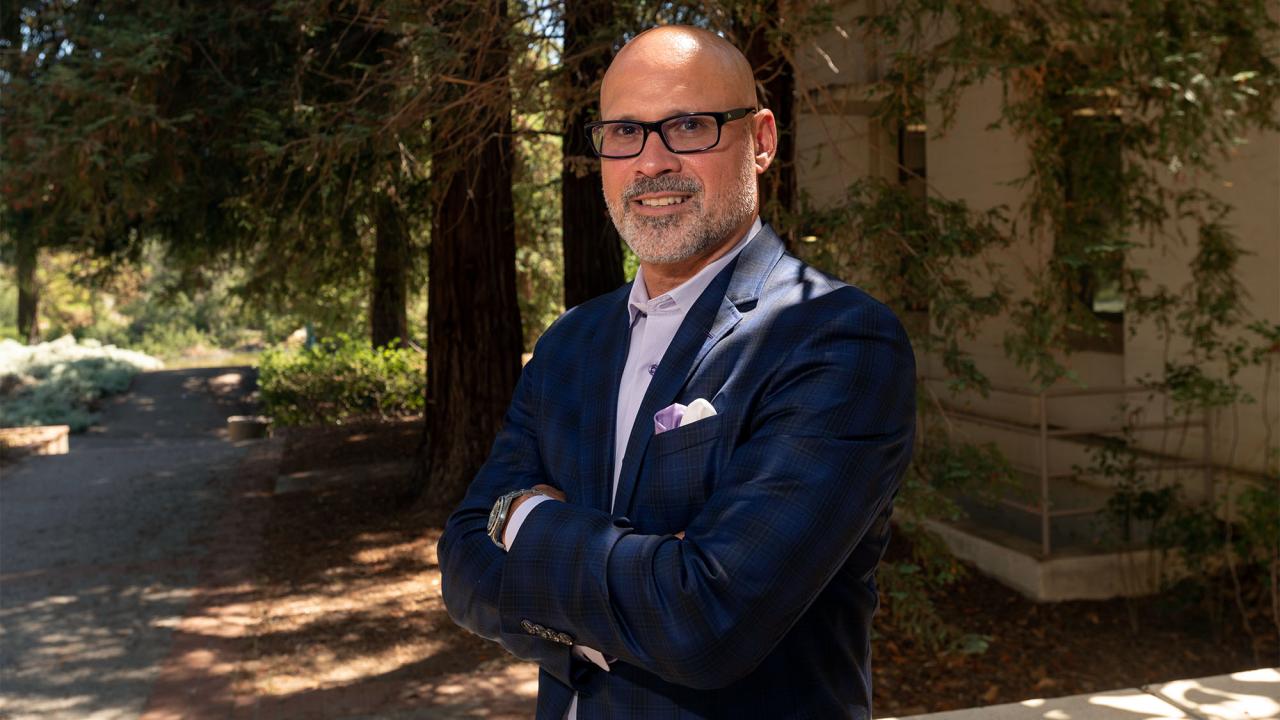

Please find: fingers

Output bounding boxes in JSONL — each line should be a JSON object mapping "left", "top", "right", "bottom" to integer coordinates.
{"left": 532, "top": 483, "right": 567, "bottom": 501}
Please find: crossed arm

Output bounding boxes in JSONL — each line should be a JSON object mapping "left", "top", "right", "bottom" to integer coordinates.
{"left": 436, "top": 298, "right": 916, "bottom": 690}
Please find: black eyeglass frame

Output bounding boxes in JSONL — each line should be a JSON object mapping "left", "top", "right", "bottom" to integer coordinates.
{"left": 584, "top": 107, "right": 758, "bottom": 159}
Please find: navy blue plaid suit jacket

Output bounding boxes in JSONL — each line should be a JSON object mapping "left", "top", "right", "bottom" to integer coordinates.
{"left": 438, "top": 223, "right": 916, "bottom": 719}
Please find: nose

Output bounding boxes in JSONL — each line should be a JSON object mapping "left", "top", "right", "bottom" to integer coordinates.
{"left": 630, "top": 128, "right": 682, "bottom": 178}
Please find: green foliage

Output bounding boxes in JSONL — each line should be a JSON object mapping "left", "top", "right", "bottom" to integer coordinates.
{"left": 1090, "top": 436, "right": 1179, "bottom": 546}
{"left": 790, "top": 178, "right": 1011, "bottom": 395}
{"left": 0, "top": 245, "right": 329, "bottom": 360}
{"left": 257, "top": 334, "right": 425, "bottom": 427}
{"left": 1237, "top": 483, "right": 1280, "bottom": 567}
{"left": 877, "top": 431, "right": 1017, "bottom": 650}
{"left": 512, "top": 111, "right": 565, "bottom": 351}
{"left": 0, "top": 335, "right": 162, "bottom": 431}
{"left": 1087, "top": 433, "right": 1279, "bottom": 646}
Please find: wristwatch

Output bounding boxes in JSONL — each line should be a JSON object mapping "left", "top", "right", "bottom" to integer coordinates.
{"left": 487, "top": 488, "right": 547, "bottom": 549}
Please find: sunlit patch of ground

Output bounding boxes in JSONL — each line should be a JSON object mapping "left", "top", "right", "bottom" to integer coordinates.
{"left": 225, "top": 424, "right": 537, "bottom": 718}
{"left": 237, "top": 528, "right": 450, "bottom": 697}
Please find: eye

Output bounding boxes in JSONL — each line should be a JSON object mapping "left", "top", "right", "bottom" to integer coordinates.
{"left": 610, "top": 123, "right": 640, "bottom": 137}
{"left": 677, "top": 117, "right": 709, "bottom": 132}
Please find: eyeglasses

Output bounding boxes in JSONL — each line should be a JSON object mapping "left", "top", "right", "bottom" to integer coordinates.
{"left": 584, "top": 107, "right": 758, "bottom": 159}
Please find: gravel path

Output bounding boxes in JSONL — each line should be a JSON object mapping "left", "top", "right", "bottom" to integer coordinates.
{"left": 0, "top": 367, "right": 257, "bottom": 720}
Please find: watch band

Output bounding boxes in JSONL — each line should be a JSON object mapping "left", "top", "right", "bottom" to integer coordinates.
{"left": 487, "top": 488, "right": 547, "bottom": 549}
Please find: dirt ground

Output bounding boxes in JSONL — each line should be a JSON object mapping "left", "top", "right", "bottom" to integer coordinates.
{"left": 221, "top": 420, "right": 536, "bottom": 719}
{"left": 227, "top": 419, "right": 1274, "bottom": 718}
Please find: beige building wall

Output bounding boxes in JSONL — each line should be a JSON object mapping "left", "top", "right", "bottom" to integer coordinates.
{"left": 1123, "top": 128, "right": 1280, "bottom": 484}
{"left": 793, "top": 13, "right": 1279, "bottom": 499}
{"left": 790, "top": 0, "right": 894, "bottom": 207}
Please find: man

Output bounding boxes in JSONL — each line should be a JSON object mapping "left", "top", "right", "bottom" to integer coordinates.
{"left": 438, "top": 25, "right": 916, "bottom": 720}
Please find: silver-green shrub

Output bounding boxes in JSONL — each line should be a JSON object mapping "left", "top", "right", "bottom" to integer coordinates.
{"left": 0, "top": 335, "right": 163, "bottom": 431}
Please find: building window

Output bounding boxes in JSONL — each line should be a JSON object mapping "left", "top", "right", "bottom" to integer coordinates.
{"left": 898, "top": 122, "right": 927, "bottom": 201}
{"left": 1055, "top": 68, "right": 1126, "bottom": 353}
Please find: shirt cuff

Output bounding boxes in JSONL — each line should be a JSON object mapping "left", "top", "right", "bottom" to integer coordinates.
{"left": 503, "top": 494, "right": 554, "bottom": 550}
{"left": 571, "top": 644, "right": 613, "bottom": 672}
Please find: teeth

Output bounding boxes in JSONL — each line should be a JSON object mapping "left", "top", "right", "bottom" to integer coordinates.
{"left": 639, "top": 196, "right": 686, "bottom": 207}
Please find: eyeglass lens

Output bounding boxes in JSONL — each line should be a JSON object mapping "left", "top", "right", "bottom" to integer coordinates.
{"left": 593, "top": 115, "right": 720, "bottom": 156}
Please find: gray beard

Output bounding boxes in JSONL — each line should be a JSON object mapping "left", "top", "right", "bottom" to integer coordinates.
{"left": 617, "top": 196, "right": 727, "bottom": 264}
{"left": 605, "top": 152, "right": 758, "bottom": 265}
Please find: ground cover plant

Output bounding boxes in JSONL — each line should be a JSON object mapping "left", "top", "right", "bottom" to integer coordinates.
{"left": 0, "top": 335, "right": 162, "bottom": 431}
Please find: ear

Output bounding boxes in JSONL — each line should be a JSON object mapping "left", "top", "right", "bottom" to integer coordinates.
{"left": 751, "top": 108, "right": 778, "bottom": 175}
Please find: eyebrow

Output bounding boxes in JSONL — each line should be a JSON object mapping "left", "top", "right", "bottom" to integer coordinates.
{"left": 606, "top": 110, "right": 702, "bottom": 122}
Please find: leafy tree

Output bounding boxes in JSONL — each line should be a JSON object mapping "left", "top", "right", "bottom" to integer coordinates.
{"left": 227, "top": 1, "right": 435, "bottom": 349}
{"left": 1, "top": 1, "right": 178, "bottom": 341}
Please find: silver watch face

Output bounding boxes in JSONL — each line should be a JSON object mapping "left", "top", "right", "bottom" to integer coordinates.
{"left": 487, "top": 501, "right": 502, "bottom": 536}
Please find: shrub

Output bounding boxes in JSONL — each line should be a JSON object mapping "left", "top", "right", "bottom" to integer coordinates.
{"left": 0, "top": 335, "right": 163, "bottom": 431}
{"left": 257, "top": 334, "right": 425, "bottom": 427}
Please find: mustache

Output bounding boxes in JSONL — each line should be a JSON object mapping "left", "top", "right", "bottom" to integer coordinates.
{"left": 622, "top": 176, "right": 702, "bottom": 201}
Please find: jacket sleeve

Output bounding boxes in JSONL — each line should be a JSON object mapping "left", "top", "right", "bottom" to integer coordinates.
{"left": 498, "top": 296, "right": 917, "bottom": 690}
{"left": 435, "top": 322, "right": 593, "bottom": 689}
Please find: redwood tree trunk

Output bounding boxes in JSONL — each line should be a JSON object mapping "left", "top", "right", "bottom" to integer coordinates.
{"left": 15, "top": 226, "right": 39, "bottom": 344}
{"left": 740, "top": 6, "right": 796, "bottom": 250}
{"left": 412, "top": 1, "right": 522, "bottom": 511}
{"left": 371, "top": 193, "right": 409, "bottom": 349}
{"left": 561, "top": 0, "right": 623, "bottom": 309}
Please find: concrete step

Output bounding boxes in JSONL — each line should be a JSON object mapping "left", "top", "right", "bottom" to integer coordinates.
{"left": 884, "top": 667, "right": 1280, "bottom": 720}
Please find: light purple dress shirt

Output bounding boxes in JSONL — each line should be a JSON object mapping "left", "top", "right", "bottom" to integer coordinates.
{"left": 502, "top": 216, "right": 763, "bottom": 719}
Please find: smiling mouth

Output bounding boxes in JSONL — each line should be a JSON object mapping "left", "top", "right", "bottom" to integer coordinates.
{"left": 634, "top": 195, "right": 691, "bottom": 207}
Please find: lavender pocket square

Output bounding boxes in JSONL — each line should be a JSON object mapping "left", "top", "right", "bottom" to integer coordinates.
{"left": 654, "top": 398, "right": 716, "bottom": 435}
{"left": 654, "top": 403, "right": 686, "bottom": 434}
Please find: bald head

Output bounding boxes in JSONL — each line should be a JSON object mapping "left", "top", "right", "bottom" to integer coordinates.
{"left": 600, "top": 26, "right": 758, "bottom": 115}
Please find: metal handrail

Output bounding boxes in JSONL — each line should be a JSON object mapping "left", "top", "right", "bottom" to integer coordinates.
{"left": 923, "top": 377, "right": 1170, "bottom": 398}
{"left": 921, "top": 376, "right": 1213, "bottom": 557}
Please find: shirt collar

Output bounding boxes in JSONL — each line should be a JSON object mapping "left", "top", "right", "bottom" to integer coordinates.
{"left": 627, "top": 216, "right": 763, "bottom": 325}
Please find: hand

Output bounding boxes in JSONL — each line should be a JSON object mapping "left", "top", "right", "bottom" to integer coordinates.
{"left": 503, "top": 484, "right": 567, "bottom": 538}
{"left": 675, "top": 531, "right": 685, "bottom": 539}
{"left": 530, "top": 483, "right": 566, "bottom": 502}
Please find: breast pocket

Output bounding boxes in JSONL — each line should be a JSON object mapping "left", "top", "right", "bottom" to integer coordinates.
{"left": 639, "top": 414, "right": 725, "bottom": 532}
{"left": 652, "top": 413, "right": 724, "bottom": 455}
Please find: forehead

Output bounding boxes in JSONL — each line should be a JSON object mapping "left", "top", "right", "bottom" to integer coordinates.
{"left": 600, "top": 40, "right": 749, "bottom": 121}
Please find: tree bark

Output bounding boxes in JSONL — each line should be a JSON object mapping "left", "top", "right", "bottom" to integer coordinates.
{"left": 561, "top": 0, "right": 623, "bottom": 309}
{"left": 15, "top": 225, "right": 39, "bottom": 344}
{"left": 740, "top": 6, "right": 796, "bottom": 250}
{"left": 371, "top": 193, "right": 409, "bottom": 349}
{"left": 412, "top": 0, "right": 523, "bottom": 512}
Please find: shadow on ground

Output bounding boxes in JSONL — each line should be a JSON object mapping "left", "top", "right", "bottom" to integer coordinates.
{"left": 0, "top": 367, "right": 258, "bottom": 720}
{"left": 145, "top": 419, "right": 538, "bottom": 719}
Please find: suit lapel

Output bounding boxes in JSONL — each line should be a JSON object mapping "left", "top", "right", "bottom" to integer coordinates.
{"left": 610, "top": 225, "right": 788, "bottom": 517}
{"left": 579, "top": 293, "right": 631, "bottom": 513}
